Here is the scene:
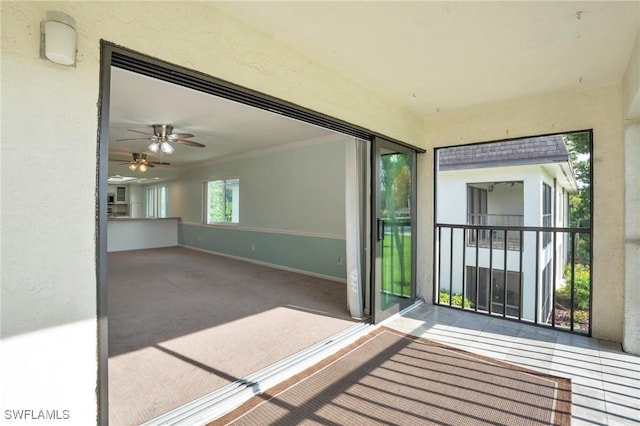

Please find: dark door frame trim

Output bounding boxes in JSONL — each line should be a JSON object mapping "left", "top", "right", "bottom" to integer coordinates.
{"left": 96, "top": 40, "right": 424, "bottom": 424}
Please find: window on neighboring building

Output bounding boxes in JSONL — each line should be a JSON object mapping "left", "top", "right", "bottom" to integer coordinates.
{"left": 465, "top": 266, "right": 521, "bottom": 317}
{"left": 467, "top": 185, "right": 488, "bottom": 245}
{"left": 205, "top": 178, "right": 239, "bottom": 224}
{"left": 543, "top": 183, "right": 552, "bottom": 245}
{"left": 465, "top": 266, "right": 490, "bottom": 311}
{"left": 146, "top": 186, "right": 168, "bottom": 218}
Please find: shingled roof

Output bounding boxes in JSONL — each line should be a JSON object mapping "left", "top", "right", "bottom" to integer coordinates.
{"left": 438, "top": 135, "right": 570, "bottom": 170}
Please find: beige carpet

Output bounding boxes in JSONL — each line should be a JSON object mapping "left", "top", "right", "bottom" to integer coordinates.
{"left": 108, "top": 247, "right": 358, "bottom": 426}
{"left": 214, "top": 327, "right": 571, "bottom": 426}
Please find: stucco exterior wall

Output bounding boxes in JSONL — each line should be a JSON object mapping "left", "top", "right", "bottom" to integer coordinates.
{"left": 623, "top": 31, "right": 640, "bottom": 119}
{"left": 622, "top": 32, "right": 640, "bottom": 355}
{"left": 421, "top": 84, "right": 625, "bottom": 343}
{"left": 624, "top": 119, "right": 640, "bottom": 354}
{"left": 0, "top": 2, "right": 422, "bottom": 424}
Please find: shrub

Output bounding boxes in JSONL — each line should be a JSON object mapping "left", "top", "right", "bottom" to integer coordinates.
{"left": 573, "top": 310, "right": 588, "bottom": 324}
{"left": 439, "top": 290, "right": 472, "bottom": 308}
{"left": 556, "top": 263, "right": 591, "bottom": 310}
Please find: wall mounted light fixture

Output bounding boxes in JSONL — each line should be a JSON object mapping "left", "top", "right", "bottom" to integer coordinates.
{"left": 40, "top": 11, "right": 77, "bottom": 66}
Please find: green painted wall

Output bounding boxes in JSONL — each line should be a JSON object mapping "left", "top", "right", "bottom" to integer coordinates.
{"left": 174, "top": 136, "right": 349, "bottom": 279}
{"left": 180, "top": 224, "right": 346, "bottom": 279}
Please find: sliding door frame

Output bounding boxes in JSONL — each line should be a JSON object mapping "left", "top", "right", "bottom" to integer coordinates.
{"left": 371, "top": 137, "right": 419, "bottom": 323}
{"left": 97, "top": 41, "right": 424, "bottom": 424}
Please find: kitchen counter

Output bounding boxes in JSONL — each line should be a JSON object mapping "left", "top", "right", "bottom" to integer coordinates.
{"left": 107, "top": 217, "right": 181, "bottom": 252}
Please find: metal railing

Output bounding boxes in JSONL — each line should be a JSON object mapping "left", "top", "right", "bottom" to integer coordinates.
{"left": 468, "top": 213, "right": 524, "bottom": 227}
{"left": 434, "top": 223, "right": 592, "bottom": 335}
{"left": 467, "top": 214, "right": 523, "bottom": 250}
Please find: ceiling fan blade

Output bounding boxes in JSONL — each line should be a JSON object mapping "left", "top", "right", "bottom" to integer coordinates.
{"left": 175, "top": 139, "right": 205, "bottom": 148}
{"left": 168, "top": 133, "right": 194, "bottom": 140}
{"left": 117, "top": 162, "right": 131, "bottom": 166}
{"left": 115, "top": 137, "right": 151, "bottom": 142}
{"left": 126, "top": 129, "right": 154, "bottom": 136}
{"left": 147, "top": 163, "right": 156, "bottom": 168}
{"left": 149, "top": 161, "right": 171, "bottom": 166}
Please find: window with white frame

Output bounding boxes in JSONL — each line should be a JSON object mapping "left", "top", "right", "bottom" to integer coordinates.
{"left": 205, "top": 178, "right": 239, "bottom": 224}
{"left": 146, "top": 186, "right": 168, "bottom": 218}
{"left": 542, "top": 183, "right": 552, "bottom": 245}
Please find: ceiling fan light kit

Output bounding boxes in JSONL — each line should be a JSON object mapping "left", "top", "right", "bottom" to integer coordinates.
{"left": 161, "top": 141, "right": 174, "bottom": 153}
{"left": 116, "top": 124, "right": 206, "bottom": 156}
{"left": 128, "top": 163, "right": 148, "bottom": 172}
{"left": 113, "top": 153, "right": 171, "bottom": 173}
{"left": 147, "top": 140, "right": 175, "bottom": 154}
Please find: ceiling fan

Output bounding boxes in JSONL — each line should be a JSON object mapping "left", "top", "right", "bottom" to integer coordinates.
{"left": 111, "top": 153, "right": 171, "bottom": 172}
{"left": 116, "top": 124, "right": 205, "bottom": 154}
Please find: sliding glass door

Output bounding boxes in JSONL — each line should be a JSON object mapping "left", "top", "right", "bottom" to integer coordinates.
{"left": 372, "top": 137, "right": 417, "bottom": 323}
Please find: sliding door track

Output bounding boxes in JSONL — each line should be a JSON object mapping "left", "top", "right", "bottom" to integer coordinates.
{"left": 142, "top": 321, "right": 373, "bottom": 425}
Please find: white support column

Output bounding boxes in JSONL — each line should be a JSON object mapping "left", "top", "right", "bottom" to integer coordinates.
{"left": 624, "top": 119, "right": 640, "bottom": 354}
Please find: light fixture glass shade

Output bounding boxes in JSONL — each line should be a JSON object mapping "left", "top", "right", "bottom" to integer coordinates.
{"left": 44, "top": 20, "right": 76, "bottom": 65}
{"left": 128, "top": 163, "right": 137, "bottom": 171}
{"left": 148, "top": 142, "right": 160, "bottom": 152}
{"left": 160, "top": 141, "right": 175, "bottom": 154}
{"left": 139, "top": 164, "right": 148, "bottom": 172}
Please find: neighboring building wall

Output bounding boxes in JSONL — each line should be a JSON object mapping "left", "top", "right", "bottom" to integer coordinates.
{"left": 422, "top": 83, "right": 625, "bottom": 343}
{"left": 438, "top": 164, "right": 548, "bottom": 226}
{"left": 0, "top": 2, "right": 423, "bottom": 423}
{"left": 437, "top": 163, "right": 571, "bottom": 322}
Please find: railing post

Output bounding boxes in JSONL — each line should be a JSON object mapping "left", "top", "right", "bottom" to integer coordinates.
{"left": 570, "top": 232, "right": 576, "bottom": 332}
{"left": 518, "top": 230, "right": 523, "bottom": 321}
{"left": 475, "top": 228, "right": 480, "bottom": 312}
{"left": 551, "top": 231, "right": 557, "bottom": 328}
{"left": 436, "top": 226, "right": 442, "bottom": 305}
{"left": 535, "top": 231, "right": 540, "bottom": 325}
{"left": 461, "top": 226, "right": 466, "bottom": 309}
{"left": 488, "top": 228, "right": 494, "bottom": 315}
{"left": 449, "top": 227, "right": 454, "bottom": 306}
{"left": 503, "top": 229, "right": 508, "bottom": 317}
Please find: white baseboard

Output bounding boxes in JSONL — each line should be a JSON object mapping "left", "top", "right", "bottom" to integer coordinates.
{"left": 179, "top": 244, "right": 347, "bottom": 284}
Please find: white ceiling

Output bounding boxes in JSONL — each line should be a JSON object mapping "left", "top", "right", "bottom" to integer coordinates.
{"left": 109, "top": 2, "right": 639, "bottom": 180}
{"left": 214, "top": 1, "right": 639, "bottom": 115}
{"left": 109, "top": 67, "right": 338, "bottom": 176}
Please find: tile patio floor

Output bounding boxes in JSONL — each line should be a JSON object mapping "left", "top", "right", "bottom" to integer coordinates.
{"left": 385, "top": 304, "right": 640, "bottom": 425}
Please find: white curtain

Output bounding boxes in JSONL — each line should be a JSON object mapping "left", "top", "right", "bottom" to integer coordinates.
{"left": 345, "top": 137, "right": 369, "bottom": 319}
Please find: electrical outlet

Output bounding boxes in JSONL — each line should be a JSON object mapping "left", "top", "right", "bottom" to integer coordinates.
{"left": 337, "top": 255, "right": 344, "bottom": 265}
{"left": 251, "top": 243, "right": 255, "bottom": 251}
{"left": 197, "top": 235, "right": 202, "bottom": 241}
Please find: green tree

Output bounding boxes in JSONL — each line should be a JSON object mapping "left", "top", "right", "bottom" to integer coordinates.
{"left": 565, "top": 132, "right": 591, "bottom": 263}
{"left": 381, "top": 153, "right": 412, "bottom": 291}
{"left": 557, "top": 264, "right": 591, "bottom": 310}
{"left": 208, "top": 181, "right": 224, "bottom": 223}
